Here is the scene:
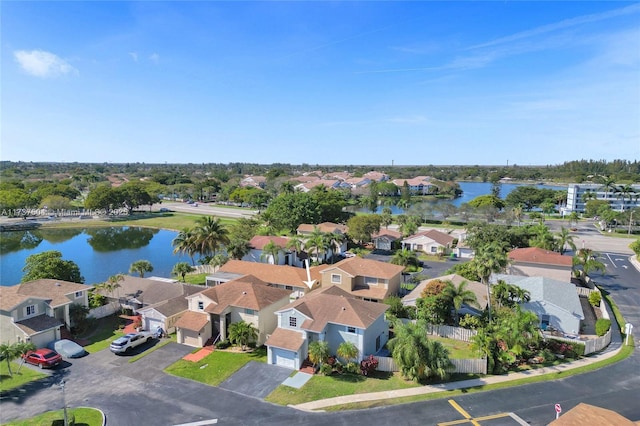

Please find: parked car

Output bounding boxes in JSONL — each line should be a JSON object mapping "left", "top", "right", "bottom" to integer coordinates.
{"left": 48, "top": 339, "right": 87, "bottom": 359}
{"left": 22, "top": 348, "right": 62, "bottom": 369}
{"left": 110, "top": 331, "right": 154, "bottom": 354}
{"left": 159, "top": 207, "right": 170, "bottom": 212}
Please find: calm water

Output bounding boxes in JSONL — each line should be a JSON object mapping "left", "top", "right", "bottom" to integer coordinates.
{"left": 350, "top": 181, "right": 566, "bottom": 214}
{"left": 0, "top": 226, "right": 192, "bottom": 286}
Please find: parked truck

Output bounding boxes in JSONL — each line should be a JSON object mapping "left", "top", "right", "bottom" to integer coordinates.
{"left": 110, "top": 331, "right": 154, "bottom": 354}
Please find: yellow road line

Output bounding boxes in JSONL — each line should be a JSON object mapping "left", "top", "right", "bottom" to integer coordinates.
{"left": 447, "top": 400, "right": 480, "bottom": 426}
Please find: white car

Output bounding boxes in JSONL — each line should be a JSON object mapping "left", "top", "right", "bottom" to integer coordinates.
{"left": 110, "top": 331, "right": 154, "bottom": 354}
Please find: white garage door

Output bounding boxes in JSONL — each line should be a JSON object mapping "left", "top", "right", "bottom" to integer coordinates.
{"left": 272, "top": 347, "right": 296, "bottom": 369}
{"left": 145, "top": 317, "right": 163, "bottom": 333}
{"left": 31, "top": 329, "right": 58, "bottom": 348}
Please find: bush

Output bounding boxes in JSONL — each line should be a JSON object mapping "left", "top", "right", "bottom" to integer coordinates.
{"left": 345, "top": 361, "right": 360, "bottom": 374}
{"left": 320, "top": 363, "right": 333, "bottom": 375}
{"left": 360, "top": 354, "right": 379, "bottom": 376}
{"left": 630, "top": 239, "right": 640, "bottom": 257}
{"left": 595, "top": 318, "right": 611, "bottom": 336}
{"left": 215, "top": 340, "right": 231, "bottom": 349}
{"left": 588, "top": 291, "right": 601, "bottom": 307}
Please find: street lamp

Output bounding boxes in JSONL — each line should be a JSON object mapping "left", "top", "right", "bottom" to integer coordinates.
{"left": 59, "top": 380, "right": 69, "bottom": 426}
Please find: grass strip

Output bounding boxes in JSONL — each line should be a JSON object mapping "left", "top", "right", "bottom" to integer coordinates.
{"left": 2, "top": 407, "right": 103, "bottom": 426}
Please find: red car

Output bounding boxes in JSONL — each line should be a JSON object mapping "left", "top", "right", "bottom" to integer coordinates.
{"left": 22, "top": 348, "right": 62, "bottom": 369}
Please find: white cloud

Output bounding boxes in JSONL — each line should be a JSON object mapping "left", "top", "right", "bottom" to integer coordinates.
{"left": 14, "top": 50, "right": 77, "bottom": 78}
{"left": 149, "top": 53, "right": 160, "bottom": 64}
{"left": 129, "top": 52, "right": 139, "bottom": 62}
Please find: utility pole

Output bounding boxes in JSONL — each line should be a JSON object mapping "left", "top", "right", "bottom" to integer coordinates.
{"left": 60, "top": 380, "right": 69, "bottom": 426}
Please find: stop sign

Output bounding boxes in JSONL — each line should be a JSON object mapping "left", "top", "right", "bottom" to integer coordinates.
{"left": 555, "top": 404, "right": 562, "bottom": 413}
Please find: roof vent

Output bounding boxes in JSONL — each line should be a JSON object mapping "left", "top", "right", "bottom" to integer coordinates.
{"left": 242, "top": 291, "right": 247, "bottom": 295}
{"left": 342, "top": 307, "right": 346, "bottom": 311}
{"left": 55, "top": 283, "right": 61, "bottom": 286}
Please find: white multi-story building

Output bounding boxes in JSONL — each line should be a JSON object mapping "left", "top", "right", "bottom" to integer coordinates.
{"left": 566, "top": 183, "right": 640, "bottom": 213}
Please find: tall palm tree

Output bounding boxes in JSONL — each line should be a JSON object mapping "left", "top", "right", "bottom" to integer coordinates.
{"left": 101, "top": 273, "right": 124, "bottom": 311}
{"left": 286, "top": 236, "right": 306, "bottom": 266}
{"left": 572, "top": 248, "right": 606, "bottom": 282}
{"left": 441, "top": 280, "right": 478, "bottom": 325}
{"left": 225, "top": 237, "right": 252, "bottom": 260}
{"left": 193, "top": 216, "right": 230, "bottom": 260}
{"left": 615, "top": 184, "right": 637, "bottom": 212}
{"left": 512, "top": 205, "right": 523, "bottom": 227}
{"left": 328, "top": 232, "right": 347, "bottom": 262}
{"left": 306, "top": 227, "right": 330, "bottom": 264}
{"left": 473, "top": 242, "right": 509, "bottom": 321}
{"left": 261, "top": 240, "right": 283, "bottom": 264}
{"left": 0, "top": 343, "right": 21, "bottom": 377}
{"left": 390, "top": 248, "right": 419, "bottom": 269}
{"left": 172, "top": 262, "right": 194, "bottom": 282}
{"left": 308, "top": 340, "right": 330, "bottom": 368}
{"left": 555, "top": 227, "right": 577, "bottom": 255}
{"left": 129, "top": 259, "right": 154, "bottom": 278}
{"left": 172, "top": 228, "right": 198, "bottom": 265}
{"left": 598, "top": 176, "right": 617, "bottom": 200}
{"left": 15, "top": 341, "right": 37, "bottom": 373}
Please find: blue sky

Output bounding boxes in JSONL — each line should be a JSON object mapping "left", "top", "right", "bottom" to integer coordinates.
{"left": 2, "top": 1, "right": 639, "bottom": 166}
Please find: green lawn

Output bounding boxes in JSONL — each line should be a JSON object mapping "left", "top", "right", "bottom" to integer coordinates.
{"left": 0, "top": 361, "right": 47, "bottom": 393}
{"left": 165, "top": 347, "right": 267, "bottom": 386}
{"left": 429, "top": 336, "right": 476, "bottom": 359}
{"left": 2, "top": 407, "right": 103, "bottom": 426}
{"left": 80, "top": 314, "right": 125, "bottom": 353}
{"left": 183, "top": 273, "right": 208, "bottom": 285}
{"left": 265, "top": 371, "right": 420, "bottom": 405}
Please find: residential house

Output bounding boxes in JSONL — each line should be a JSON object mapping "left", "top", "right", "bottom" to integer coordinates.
{"left": 318, "top": 257, "right": 405, "bottom": 302}
{"left": 362, "top": 171, "right": 389, "bottom": 182}
{"left": 206, "top": 260, "right": 322, "bottom": 299}
{"left": 548, "top": 403, "right": 636, "bottom": 426}
{"left": 390, "top": 176, "right": 433, "bottom": 195}
{"left": 0, "top": 279, "right": 93, "bottom": 347}
{"left": 297, "top": 222, "right": 349, "bottom": 261}
{"left": 266, "top": 286, "right": 389, "bottom": 369}
{"left": 97, "top": 276, "right": 200, "bottom": 313}
{"left": 371, "top": 229, "right": 402, "bottom": 251}
{"left": 137, "top": 286, "right": 205, "bottom": 334}
{"left": 175, "top": 275, "right": 290, "bottom": 348}
{"left": 294, "top": 179, "right": 346, "bottom": 192}
{"left": 239, "top": 175, "right": 267, "bottom": 189}
{"left": 402, "top": 274, "right": 489, "bottom": 317}
{"left": 401, "top": 229, "right": 455, "bottom": 256}
{"left": 243, "top": 235, "right": 295, "bottom": 265}
{"left": 507, "top": 247, "right": 574, "bottom": 282}
{"left": 493, "top": 274, "right": 585, "bottom": 334}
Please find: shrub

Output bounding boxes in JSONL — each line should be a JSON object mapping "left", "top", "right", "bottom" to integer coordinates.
{"left": 345, "top": 361, "right": 360, "bottom": 374}
{"left": 595, "top": 318, "right": 611, "bottom": 336}
{"left": 588, "top": 291, "right": 601, "bottom": 307}
{"left": 215, "top": 340, "right": 231, "bottom": 349}
{"left": 320, "top": 363, "right": 333, "bottom": 375}
{"left": 360, "top": 354, "right": 379, "bottom": 376}
{"left": 630, "top": 239, "right": 640, "bottom": 256}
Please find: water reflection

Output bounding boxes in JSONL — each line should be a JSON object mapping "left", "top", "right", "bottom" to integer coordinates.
{"left": 0, "top": 231, "right": 43, "bottom": 254}
{"left": 35, "top": 228, "right": 83, "bottom": 244}
{"left": 86, "top": 227, "right": 158, "bottom": 252}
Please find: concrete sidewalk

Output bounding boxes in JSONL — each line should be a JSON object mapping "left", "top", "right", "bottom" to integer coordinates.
{"left": 292, "top": 302, "right": 627, "bottom": 412}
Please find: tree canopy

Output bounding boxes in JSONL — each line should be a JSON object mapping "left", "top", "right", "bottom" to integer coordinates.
{"left": 21, "top": 250, "right": 84, "bottom": 283}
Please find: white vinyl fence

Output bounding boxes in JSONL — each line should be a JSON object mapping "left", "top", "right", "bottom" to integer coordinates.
{"left": 425, "top": 324, "right": 477, "bottom": 342}
{"left": 88, "top": 303, "right": 118, "bottom": 319}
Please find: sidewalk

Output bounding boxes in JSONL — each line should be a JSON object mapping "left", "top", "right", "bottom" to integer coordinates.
{"left": 292, "top": 302, "right": 627, "bottom": 412}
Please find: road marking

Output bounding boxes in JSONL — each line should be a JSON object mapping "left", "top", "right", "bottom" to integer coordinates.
{"left": 605, "top": 253, "right": 617, "bottom": 268}
{"left": 173, "top": 420, "right": 218, "bottom": 426}
{"left": 438, "top": 400, "right": 516, "bottom": 426}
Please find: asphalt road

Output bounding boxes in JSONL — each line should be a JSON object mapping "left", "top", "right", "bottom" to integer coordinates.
{"left": 157, "top": 202, "right": 258, "bottom": 219}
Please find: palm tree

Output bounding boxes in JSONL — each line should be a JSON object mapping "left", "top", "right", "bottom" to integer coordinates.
{"left": 555, "top": 227, "right": 576, "bottom": 255}
{"left": 327, "top": 232, "right": 347, "bottom": 262}
{"left": 336, "top": 341, "right": 359, "bottom": 364}
{"left": 615, "top": 184, "right": 637, "bottom": 212}
{"left": 261, "top": 240, "right": 283, "bottom": 264}
{"left": 598, "top": 176, "right": 617, "bottom": 200}
{"left": 172, "top": 228, "right": 198, "bottom": 265}
{"left": 473, "top": 242, "right": 509, "bottom": 321}
{"left": 225, "top": 237, "right": 251, "bottom": 260}
{"left": 470, "top": 326, "right": 496, "bottom": 373}
{"left": 572, "top": 248, "right": 606, "bottom": 283}
{"left": 129, "top": 259, "right": 154, "bottom": 278}
{"left": 387, "top": 320, "right": 453, "bottom": 382}
{"left": 567, "top": 211, "right": 580, "bottom": 228}
{"left": 306, "top": 227, "right": 330, "bottom": 264}
{"left": 390, "top": 248, "right": 419, "bottom": 269}
{"left": 193, "top": 216, "right": 230, "bottom": 260}
{"left": 441, "top": 280, "right": 478, "bottom": 325}
{"left": 286, "top": 236, "right": 306, "bottom": 266}
{"left": 227, "top": 321, "right": 258, "bottom": 350}
{"left": 308, "top": 340, "right": 330, "bottom": 369}
{"left": 529, "top": 224, "right": 556, "bottom": 251}
{"left": 15, "top": 341, "right": 36, "bottom": 373}
{"left": 380, "top": 207, "right": 393, "bottom": 229}
{"left": 0, "top": 343, "right": 21, "bottom": 377}
{"left": 512, "top": 205, "right": 523, "bottom": 226}
{"left": 100, "top": 273, "right": 124, "bottom": 311}
{"left": 172, "top": 262, "right": 194, "bottom": 282}
{"left": 209, "top": 253, "right": 229, "bottom": 271}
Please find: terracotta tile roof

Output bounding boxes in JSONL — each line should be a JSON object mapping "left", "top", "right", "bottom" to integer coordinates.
{"left": 14, "top": 314, "right": 63, "bottom": 336}
{"left": 549, "top": 403, "right": 635, "bottom": 426}
{"left": 279, "top": 286, "right": 388, "bottom": 331}
{"left": 297, "top": 222, "right": 348, "bottom": 235}
{"left": 320, "top": 257, "right": 405, "bottom": 279}
{"left": 218, "top": 260, "right": 322, "bottom": 289}
{"left": 508, "top": 247, "right": 573, "bottom": 267}
{"left": 0, "top": 279, "right": 92, "bottom": 311}
{"left": 372, "top": 229, "right": 403, "bottom": 240}
{"left": 265, "top": 328, "right": 305, "bottom": 352}
{"left": 249, "top": 235, "right": 290, "bottom": 250}
{"left": 174, "top": 311, "right": 209, "bottom": 332}
{"left": 200, "top": 275, "right": 290, "bottom": 314}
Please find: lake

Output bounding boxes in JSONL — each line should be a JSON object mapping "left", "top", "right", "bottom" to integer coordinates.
{"left": 348, "top": 181, "right": 566, "bottom": 214}
{"left": 0, "top": 226, "right": 192, "bottom": 286}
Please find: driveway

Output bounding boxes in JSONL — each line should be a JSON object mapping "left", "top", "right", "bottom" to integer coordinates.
{"left": 219, "top": 361, "right": 293, "bottom": 399}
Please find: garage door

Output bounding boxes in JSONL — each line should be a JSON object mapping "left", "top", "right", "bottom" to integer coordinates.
{"left": 145, "top": 317, "right": 163, "bottom": 333}
{"left": 31, "top": 329, "right": 57, "bottom": 348}
{"left": 272, "top": 347, "right": 296, "bottom": 369}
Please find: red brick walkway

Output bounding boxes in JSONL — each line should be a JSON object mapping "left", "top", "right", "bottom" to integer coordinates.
{"left": 120, "top": 315, "right": 142, "bottom": 334}
{"left": 183, "top": 346, "right": 214, "bottom": 362}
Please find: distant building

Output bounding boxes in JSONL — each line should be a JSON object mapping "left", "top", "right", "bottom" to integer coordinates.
{"left": 566, "top": 183, "right": 640, "bottom": 213}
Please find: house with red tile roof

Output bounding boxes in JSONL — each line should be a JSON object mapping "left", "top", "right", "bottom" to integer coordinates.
{"left": 0, "top": 279, "right": 93, "bottom": 347}
{"left": 507, "top": 247, "right": 573, "bottom": 282}
{"left": 390, "top": 176, "right": 434, "bottom": 195}
{"left": 318, "top": 257, "right": 405, "bottom": 302}
{"left": 175, "top": 275, "right": 291, "bottom": 348}
{"left": 266, "top": 286, "right": 389, "bottom": 369}
{"left": 401, "top": 229, "right": 456, "bottom": 255}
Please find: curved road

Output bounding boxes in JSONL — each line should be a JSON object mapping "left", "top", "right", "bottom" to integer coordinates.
{"left": 0, "top": 230, "right": 637, "bottom": 425}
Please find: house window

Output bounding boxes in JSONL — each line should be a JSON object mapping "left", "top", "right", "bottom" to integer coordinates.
{"left": 74, "top": 291, "right": 83, "bottom": 298}
{"left": 430, "top": 246, "right": 438, "bottom": 253}
{"left": 285, "top": 285, "right": 293, "bottom": 291}
{"left": 541, "top": 314, "right": 550, "bottom": 329}
{"left": 346, "top": 326, "right": 356, "bottom": 334}
{"left": 245, "top": 309, "right": 255, "bottom": 315}
{"left": 289, "top": 317, "right": 297, "bottom": 327}
{"left": 197, "top": 301, "right": 204, "bottom": 310}
{"left": 331, "top": 274, "right": 341, "bottom": 284}
{"left": 26, "top": 305, "right": 37, "bottom": 316}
